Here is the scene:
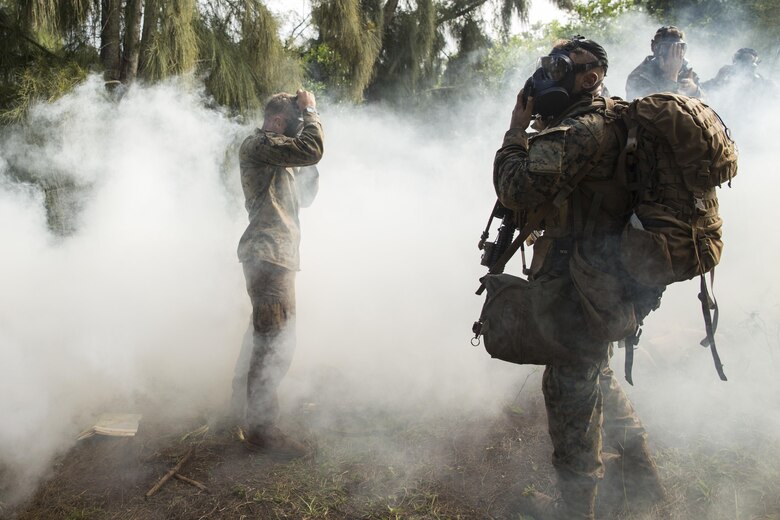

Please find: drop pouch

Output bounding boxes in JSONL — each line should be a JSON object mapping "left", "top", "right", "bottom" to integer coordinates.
{"left": 476, "top": 273, "right": 603, "bottom": 366}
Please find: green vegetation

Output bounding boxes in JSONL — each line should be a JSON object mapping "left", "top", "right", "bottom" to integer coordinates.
{"left": 2, "top": 0, "right": 780, "bottom": 119}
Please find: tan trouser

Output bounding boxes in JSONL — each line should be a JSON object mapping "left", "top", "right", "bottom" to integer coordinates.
{"left": 231, "top": 260, "right": 296, "bottom": 433}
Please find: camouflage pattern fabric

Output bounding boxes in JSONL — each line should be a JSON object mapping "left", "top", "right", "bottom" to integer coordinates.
{"left": 232, "top": 259, "right": 297, "bottom": 433}
{"left": 494, "top": 96, "right": 627, "bottom": 258}
{"left": 702, "top": 64, "right": 777, "bottom": 98}
{"left": 493, "top": 96, "right": 651, "bottom": 515}
{"left": 626, "top": 55, "right": 702, "bottom": 100}
{"left": 600, "top": 364, "right": 648, "bottom": 453}
{"left": 237, "top": 111, "right": 324, "bottom": 271}
{"left": 233, "top": 109, "right": 322, "bottom": 432}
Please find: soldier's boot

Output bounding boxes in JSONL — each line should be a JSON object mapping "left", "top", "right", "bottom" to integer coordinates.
{"left": 603, "top": 440, "right": 665, "bottom": 510}
{"left": 622, "top": 438, "right": 665, "bottom": 504}
{"left": 502, "top": 489, "right": 561, "bottom": 520}
{"left": 558, "top": 478, "right": 598, "bottom": 520}
{"left": 502, "top": 481, "right": 596, "bottom": 520}
{"left": 242, "top": 426, "right": 310, "bottom": 458}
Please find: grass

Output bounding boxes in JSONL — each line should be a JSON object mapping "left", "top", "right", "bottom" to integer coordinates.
{"left": 6, "top": 392, "right": 780, "bottom": 520}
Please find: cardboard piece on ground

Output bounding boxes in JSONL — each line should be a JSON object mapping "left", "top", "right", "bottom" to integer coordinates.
{"left": 77, "top": 413, "right": 142, "bottom": 440}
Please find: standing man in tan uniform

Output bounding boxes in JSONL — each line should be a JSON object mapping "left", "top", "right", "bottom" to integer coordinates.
{"left": 232, "top": 90, "right": 323, "bottom": 454}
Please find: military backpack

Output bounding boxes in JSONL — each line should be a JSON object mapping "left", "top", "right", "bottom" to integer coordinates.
{"left": 474, "top": 94, "right": 738, "bottom": 382}
{"left": 605, "top": 94, "right": 737, "bottom": 381}
{"left": 609, "top": 93, "right": 737, "bottom": 287}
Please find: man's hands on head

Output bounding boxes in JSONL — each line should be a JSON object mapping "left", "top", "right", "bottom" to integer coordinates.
{"left": 510, "top": 89, "right": 534, "bottom": 131}
{"left": 296, "top": 89, "right": 316, "bottom": 111}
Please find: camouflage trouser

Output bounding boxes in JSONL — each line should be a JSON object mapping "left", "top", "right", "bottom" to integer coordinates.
{"left": 543, "top": 350, "right": 647, "bottom": 515}
{"left": 231, "top": 260, "right": 296, "bottom": 433}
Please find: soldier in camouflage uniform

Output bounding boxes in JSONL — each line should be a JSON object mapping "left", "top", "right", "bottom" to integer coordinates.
{"left": 702, "top": 48, "right": 776, "bottom": 96}
{"left": 626, "top": 26, "right": 702, "bottom": 100}
{"left": 231, "top": 90, "right": 323, "bottom": 454}
{"left": 494, "top": 38, "right": 664, "bottom": 519}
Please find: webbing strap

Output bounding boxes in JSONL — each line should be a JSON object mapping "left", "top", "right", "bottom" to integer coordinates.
{"left": 477, "top": 115, "right": 615, "bottom": 294}
{"left": 623, "top": 328, "right": 642, "bottom": 386}
{"left": 698, "top": 272, "right": 727, "bottom": 381}
{"left": 619, "top": 125, "right": 640, "bottom": 192}
{"left": 583, "top": 192, "right": 603, "bottom": 239}
{"left": 573, "top": 190, "right": 583, "bottom": 237}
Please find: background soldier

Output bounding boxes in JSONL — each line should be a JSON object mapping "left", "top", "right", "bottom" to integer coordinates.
{"left": 626, "top": 26, "right": 701, "bottom": 99}
{"left": 231, "top": 90, "right": 323, "bottom": 455}
{"left": 703, "top": 47, "right": 776, "bottom": 95}
{"left": 494, "top": 38, "right": 664, "bottom": 519}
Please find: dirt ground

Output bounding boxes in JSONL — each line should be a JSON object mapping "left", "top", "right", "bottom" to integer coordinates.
{"left": 6, "top": 385, "right": 780, "bottom": 520}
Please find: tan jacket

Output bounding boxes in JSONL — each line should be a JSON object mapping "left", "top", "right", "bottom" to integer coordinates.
{"left": 237, "top": 111, "right": 324, "bottom": 270}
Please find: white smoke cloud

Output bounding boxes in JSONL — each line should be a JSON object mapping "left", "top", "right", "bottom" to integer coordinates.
{"left": 1, "top": 12, "right": 779, "bottom": 515}
{"left": 0, "top": 75, "right": 526, "bottom": 509}
{"left": 0, "top": 77, "right": 252, "bottom": 505}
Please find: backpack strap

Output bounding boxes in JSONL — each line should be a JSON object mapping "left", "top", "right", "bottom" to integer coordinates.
{"left": 699, "top": 271, "right": 727, "bottom": 381}
{"left": 623, "top": 328, "right": 642, "bottom": 385}
{"left": 579, "top": 121, "right": 626, "bottom": 239}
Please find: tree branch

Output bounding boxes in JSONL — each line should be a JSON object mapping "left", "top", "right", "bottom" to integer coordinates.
{"left": 436, "top": 0, "right": 490, "bottom": 25}
{"left": 0, "top": 19, "right": 60, "bottom": 59}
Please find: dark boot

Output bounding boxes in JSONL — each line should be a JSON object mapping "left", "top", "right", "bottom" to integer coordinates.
{"left": 501, "top": 489, "right": 566, "bottom": 520}
{"left": 602, "top": 440, "right": 665, "bottom": 511}
{"left": 623, "top": 439, "right": 665, "bottom": 504}
{"left": 243, "top": 426, "right": 310, "bottom": 458}
{"left": 558, "top": 478, "right": 598, "bottom": 520}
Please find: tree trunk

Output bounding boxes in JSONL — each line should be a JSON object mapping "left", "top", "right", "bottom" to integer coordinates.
{"left": 120, "top": 0, "right": 143, "bottom": 83}
{"left": 382, "top": 0, "right": 399, "bottom": 28}
{"left": 100, "top": 0, "right": 122, "bottom": 83}
{"left": 138, "top": 0, "right": 157, "bottom": 77}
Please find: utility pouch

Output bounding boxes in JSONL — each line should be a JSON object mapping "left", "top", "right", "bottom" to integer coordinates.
{"left": 473, "top": 274, "right": 605, "bottom": 366}
{"left": 569, "top": 245, "right": 638, "bottom": 342}
{"left": 619, "top": 201, "right": 723, "bottom": 287}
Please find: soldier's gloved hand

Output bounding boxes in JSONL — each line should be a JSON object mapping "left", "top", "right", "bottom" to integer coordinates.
{"left": 510, "top": 89, "right": 534, "bottom": 130}
{"left": 296, "top": 89, "right": 316, "bottom": 111}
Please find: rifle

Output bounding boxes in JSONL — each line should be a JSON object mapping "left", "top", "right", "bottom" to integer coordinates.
{"left": 476, "top": 201, "right": 536, "bottom": 295}
{"left": 477, "top": 201, "right": 517, "bottom": 273}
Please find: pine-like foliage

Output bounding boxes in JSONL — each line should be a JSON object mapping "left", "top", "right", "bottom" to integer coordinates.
{"left": 0, "top": 0, "right": 299, "bottom": 119}
{"left": 311, "top": 0, "right": 383, "bottom": 101}
{"left": 139, "top": 0, "right": 199, "bottom": 80}
{"left": 200, "top": 0, "right": 301, "bottom": 111}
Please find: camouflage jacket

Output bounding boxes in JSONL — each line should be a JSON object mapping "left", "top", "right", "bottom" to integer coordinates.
{"left": 493, "top": 95, "right": 629, "bottom": 277}
{"left": 702, "top": 64, "right": 775, "bottom": 94}
{"left": 237, "top": 111, "right": 324, "bottom": 270}
{"left": 625, "top": 55, "right": 702, "bottom": 100}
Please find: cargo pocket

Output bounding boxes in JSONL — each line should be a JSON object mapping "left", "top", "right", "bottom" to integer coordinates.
{"left": 619, "top": 204, "right": 677, "bottom": 286}
{"left": 569, "top": 245, "right": 637, "bottom": 342}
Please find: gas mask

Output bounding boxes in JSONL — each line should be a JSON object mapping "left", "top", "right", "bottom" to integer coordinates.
{"left": 653, "top": 40, "right": 687, "bottom": 59}
{"left": 734, "top": 53, "right": 760, "bottom": 75}
{"left": 522, "top": 51, "right": 602, "bottom": 118}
